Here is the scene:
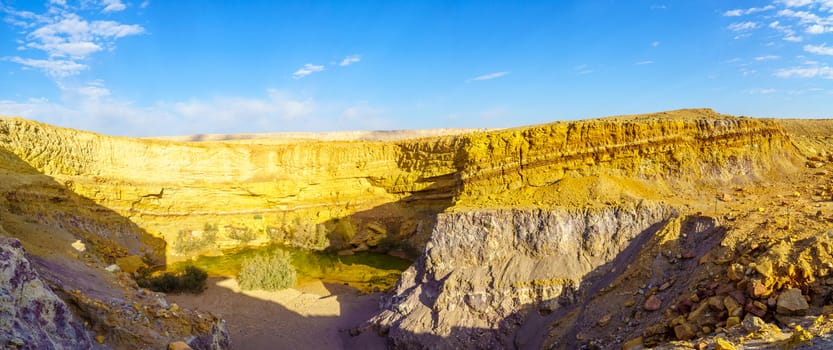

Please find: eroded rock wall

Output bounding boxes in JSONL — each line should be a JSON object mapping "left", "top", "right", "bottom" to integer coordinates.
{"left": 369, "top": 202, "right": 676, "bottom": 349}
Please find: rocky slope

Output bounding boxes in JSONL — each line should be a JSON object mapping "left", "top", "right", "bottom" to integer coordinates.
{"left": 1, "top": 108, "right": 828, "bottom": 349}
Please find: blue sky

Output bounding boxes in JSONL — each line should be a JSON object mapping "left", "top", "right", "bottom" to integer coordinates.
{"left": 0, "top": 0, "right": 832, "bottom": 136}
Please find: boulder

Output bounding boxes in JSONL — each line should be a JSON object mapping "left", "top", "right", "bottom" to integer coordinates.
{"left": 776, "top": 288, "right": 809, "bottom": 316}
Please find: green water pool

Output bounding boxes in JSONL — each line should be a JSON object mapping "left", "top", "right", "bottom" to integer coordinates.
{"left": 169, "top": 245, "right": 413, "bottom": 292}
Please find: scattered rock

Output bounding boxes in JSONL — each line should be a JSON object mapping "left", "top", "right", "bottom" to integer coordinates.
{"left": 718, "top": 193, "right": 733, "bottom": 202}
{"left": 727, "top": 264, "right": 744, "bottom": 281}
{"left": 95, "top": 335, "right": 104, "bottom": 344}
{"left": 776, "top": 288, "right": 809, "bottom": 316}
{"left": 597, "top": 313, "right": 612, "bottom": 327}
{"left": 71, "top": 239, "right": 86, "bottom": 252}
{"left": 674, "top": 323, "right": 696, "bottom": 340}
{"left": 715, "top": 338, "right": 736, "bottom": 350}
{"left": 168, "top": 341, "right": 193, "bottom": 350}
{"left": 754, "top": 260, "right": 773, "bottom": 278}
{"left": 104, "top": 264, "right": 121, "bottom": 273}
{"left": 622, "top": 336, "right": 644, "bottom": 350}
{"left": 644, "top": 295, "right": 662, "bottom": 311}
{"left": 725, "top": 316, "right": 741, "bottom": 328}
{"left": 748, "top": 280, "right": 769, "bottom": 298}
{"left": 742, "top": 314, "right": 766, "bottom": 333}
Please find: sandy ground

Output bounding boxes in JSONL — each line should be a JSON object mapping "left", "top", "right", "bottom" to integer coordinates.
{"left": 168, "top": 277, "right": 387, "bottom": 350}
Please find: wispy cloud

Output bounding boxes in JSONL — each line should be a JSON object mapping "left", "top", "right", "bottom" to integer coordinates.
{"left": 467, "top": 71, "right": 509, "bottom": 82}
{"left": 754, "top": 55, "right": 780, "bottom": 61}
{"left": 805, "top": 43, "right": 833, "bottom": 55}
{"left": 747, "top": 88, "right": 777, "bottom": 94}
{"left": 2, "top": 2, "right": 144, "bottom": 79}
{"left": 723, "top": 5, "right": 775, "bottom": 16}
{"left": 339, "top": 55, "right": 361, "bottom": 66}
{"left": 0, "top": 87, "right": 318, "bottom": 136}
{"left": 292, "top": 63, "right": 325, "bottom": 79}
{"left": 574, "top": 64, "right": 594, "bottom": 75}
{"left": 775, "top": 65, "right": 833, "bottom": 78}
{"left": 4, "top": 56, "right": 87, "bottom": 77}
{"left": 635, "top": 60, "right": 654, "bottom": 65}
{"left": 101, "top": 0, "right": 126, "bottom": 13}
{"left": 728, "top": 21, "right": 760, "bottom": 31}
{"left": 651, "top": 41, "right": 660, "bottom": 47}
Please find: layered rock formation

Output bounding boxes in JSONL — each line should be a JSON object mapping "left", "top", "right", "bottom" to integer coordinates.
{"left": 0, "top": 108, "right": 820, "bottom": 349}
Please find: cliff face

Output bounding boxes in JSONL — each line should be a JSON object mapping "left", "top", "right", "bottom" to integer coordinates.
{"left": 369, "top": 203, "right": 676, "bottom": 349}
{"left": 0, "top": 108, "right": 810, "bottom": 349}
{"left": 0, "top": 109, "right": 799, "bottom": 262}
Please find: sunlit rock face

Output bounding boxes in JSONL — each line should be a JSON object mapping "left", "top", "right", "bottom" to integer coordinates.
{"left": 0, "top": 108, "right": 797, "bottom": 262}
{"left": 0, "top": 108, "right": 809, "bottom": 349}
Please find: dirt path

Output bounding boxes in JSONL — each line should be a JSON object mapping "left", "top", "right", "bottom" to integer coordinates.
{"left": 168, "top": 277, "right": 387, "bottom": 349}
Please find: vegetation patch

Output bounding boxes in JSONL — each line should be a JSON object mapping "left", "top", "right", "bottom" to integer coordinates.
{"left": 238, "top": 251, "right": 297, "bottom": 291}
{"left": 137, "top": 266, "right": 207, "bottom": 294}
{"left": 174, "top": 228, "right": 216, "bottom": 254}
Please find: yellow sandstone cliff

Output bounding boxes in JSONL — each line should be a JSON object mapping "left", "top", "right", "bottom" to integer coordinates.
{"left": 0, "top": 108, "right": 801, "bottom": 264}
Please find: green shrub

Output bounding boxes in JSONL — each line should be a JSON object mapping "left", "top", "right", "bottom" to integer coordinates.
{"left": 137, "top": 266, "right": 207, "bottom": 294}
{"left": 238, "top": 251, "right": 297, "bottom": 291}
{"left": 174, "top": 229, "right": 216, "bottom": 253}
{"left": 228, "top": 226, "right": 257, "bottom": 243}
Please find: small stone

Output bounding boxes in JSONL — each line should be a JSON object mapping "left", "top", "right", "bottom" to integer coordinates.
{"left": 170, "top": 303, "right": 181, "bottom": 312}
{"left": 104, "top": 264, "right": 120, "bottom": 273}
{"left": 742, "top": 314, "right": 766, "bottom": 333}
{"left": 644, "top": 295, "right": 662, "bottom": 311}
{"left": 168, "top": 341, "right": 193, "bottom": 350}
{"left": 659, "top": 281, "right": 672, "bottom": 291}
{"left": 755, "top": 260, "right": 773, "bottom": 278}
{"left": 777, "top": 288, "right": 809, "bottom": 316}
{"left": 727, "top": 264, "right": 744, "bottom": 281}
{"left": 624, "top": 299, "right": 636, "bottom": 307}
{"left": 707, "top": 296, "right": 724, "bottom": 311}
{"left": 71, "top": 240, "right": 86, "bottom": 252}
{"left": 726, "top": 316, "right": 741, "bottom": 328}
{"left": 597, "top": 313, "right": 612, "bottom": 327}
{"left": 715, "top": 338, "right": 737, "bottom": 350}
{"left": 674, "top": 323, "right": 696, "bottom": 340}
{"left": 349, "top": 328, "right": 361, "bottom": 337}
{"left": 95, "top": 335, "right": 104, "bottom": 344}
{"left": 719, "top": 193, "right": 733, "bottom": 202}
{"left": 622, "top": 336, "right": 644, "bottom": 350}
{"left": 748, "top": 279, "right": 769, "bottom": 298}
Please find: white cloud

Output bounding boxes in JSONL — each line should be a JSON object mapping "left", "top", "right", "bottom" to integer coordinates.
{"left": 2, "top": 3, "right": 144, "bottom": 79}
{"left": 635, "top": 60, "right": 654, "bottom": 65}
{"left": 339, "top": 102, "right": 394, "bottom": 130}
{"left": 775, "top": 65, "right": 833, "bottom": 78}
{"left": 807, "top": 24, "right": 833, "bottom": 33}
{"left": 805, "top": 43, "right": 833, "bottom": 55}
{"left": 292, "top": 63, "right": 324, "bottom": 79}
{"left": 467, "top": 71, "right": 509, "bottom": 82}
{"left": 4, "top": 56, "right": 87, "bottom": 77}
{"left": 651, "top": 41, "right": 660, "bottom": 47}
{"left": 747, "top": 88, "right": 777, "bottom": 94}
{"left": 723, "top": 5, "right": 775, "bottom": 16}
{"left": 101, "top": 0, "right": 127, "bottom": 13}
{"left": 728, "top": 21, "right": 760, "bottom": 31}
{"left": 574, "top": 65, "right": 594, "bottom": 75}
{"left": 339, "top": 55, "right": 361, "bottom": 66}
{"left": 140, "top": 1, "right": 150, "bottom": 9}
{"left": 0, "top": 87, "right": 319, "bottom": 136}
{"left": 754, "top": 55, "right": 780, "bottom": 61}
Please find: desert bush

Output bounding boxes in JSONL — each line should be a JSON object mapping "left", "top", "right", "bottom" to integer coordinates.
{"left": 174, "top": 228, "right": 216, "bottom": 253}
{"left": 238, "top": 251, "right": 297, "bottom": 291}
{"left": 228, "top": 226, "right": 257, "bottom": 243}
{"left": 137, "top": 266, "right": 207, "bottom": 294}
